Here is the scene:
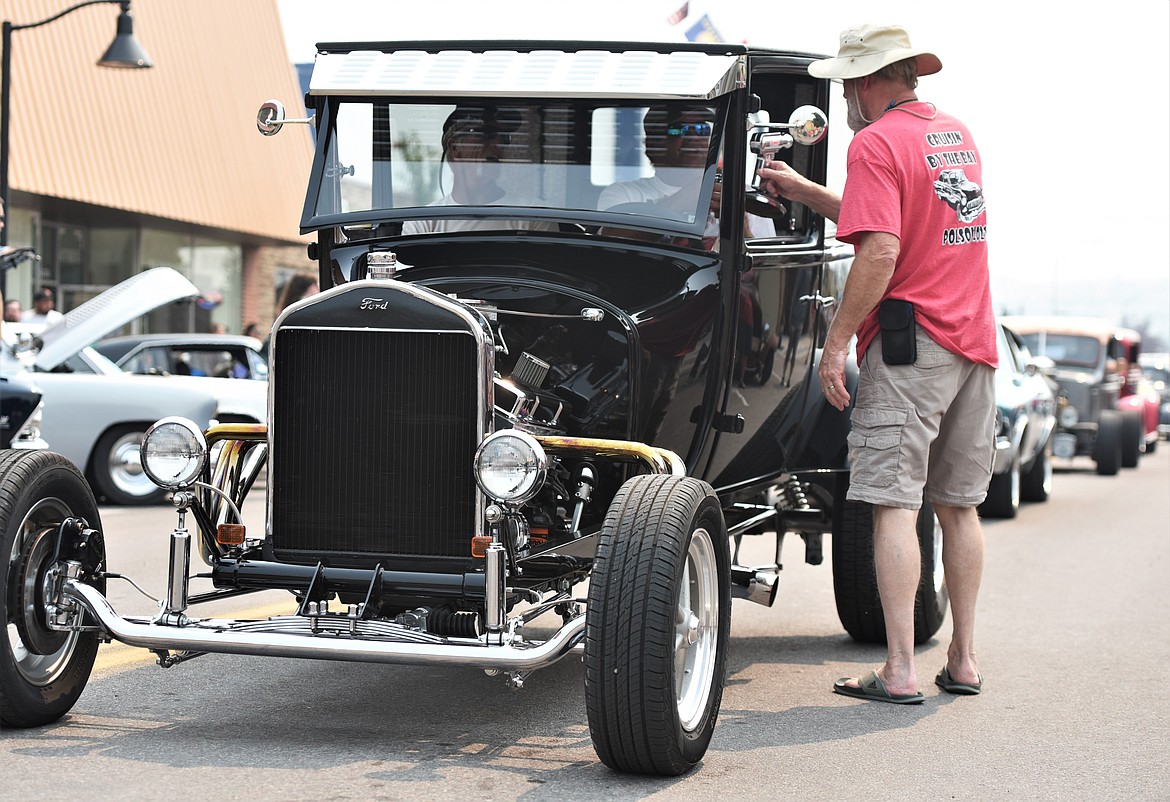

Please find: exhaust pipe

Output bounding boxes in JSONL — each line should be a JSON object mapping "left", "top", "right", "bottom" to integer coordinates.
{"left": 730, "top": 564, "right": 780, "bottom": 607}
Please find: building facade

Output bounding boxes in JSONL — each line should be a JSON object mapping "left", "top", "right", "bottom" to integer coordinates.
{"left": 3, "top": 0, "right": 314, "bottom": 334}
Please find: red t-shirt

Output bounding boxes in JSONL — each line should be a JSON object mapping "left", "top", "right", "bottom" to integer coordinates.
{"left": 836, "top": 102, "right": 997, "bottom": 367}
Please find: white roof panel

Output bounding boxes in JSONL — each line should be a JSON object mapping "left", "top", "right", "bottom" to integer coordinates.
{"left": 309, "top": 48, "right": 743, "bottom": 100}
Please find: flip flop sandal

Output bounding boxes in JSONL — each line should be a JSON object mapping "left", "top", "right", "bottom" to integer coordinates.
{"left": 833, "top": 669, "right": 924, "bottom": 705}
{"left": 935, "top": 666, "right": 983, "bottom": 695}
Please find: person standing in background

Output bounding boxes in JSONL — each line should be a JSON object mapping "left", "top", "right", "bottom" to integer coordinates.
{"left": 21, "top": 287, "right": 64, "bottom": 326}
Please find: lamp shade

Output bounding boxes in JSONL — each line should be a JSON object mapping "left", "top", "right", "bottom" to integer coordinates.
{"left": 98, "top": 6, "right": 153, "bottom": 68}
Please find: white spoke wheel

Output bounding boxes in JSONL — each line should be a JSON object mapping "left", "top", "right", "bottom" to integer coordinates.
{"left": 90, "top": 425, "right": 166, "bottom": 505}
{"left": 585, "top": 475, "right": 730, "bottom": 776}
{"left": 1, "top": 451, "right": 105, "bottom": 728}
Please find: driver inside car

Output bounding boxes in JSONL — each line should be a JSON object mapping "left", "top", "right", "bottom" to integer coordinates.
{"left": 401, "top": 106, "right": 556, "bottom": 235}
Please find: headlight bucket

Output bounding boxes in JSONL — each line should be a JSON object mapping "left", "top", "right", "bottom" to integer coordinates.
{"left": 474, "top": 429, "right": 547, "bottom": 505}
{"left": 1058, "top": 404, "right": 1079, "bottom": 428}
{"left": 141, "top": 417, "right": 208, "bottom": 489}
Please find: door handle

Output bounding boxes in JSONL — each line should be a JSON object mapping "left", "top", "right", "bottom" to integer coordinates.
{"left": 799, "top": 293, "right": 836, "bottom": 309}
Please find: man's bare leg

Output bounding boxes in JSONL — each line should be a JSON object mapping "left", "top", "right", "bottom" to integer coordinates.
{"left": 934, "top": 504, "right": 984, "bottom": 686}
{"left": 839, "top": 505, "right": 922, "bottom": 695}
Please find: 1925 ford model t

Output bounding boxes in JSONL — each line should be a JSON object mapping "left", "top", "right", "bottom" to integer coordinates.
{"left": 1, "top": 41, "right": 948, "bottom": 775}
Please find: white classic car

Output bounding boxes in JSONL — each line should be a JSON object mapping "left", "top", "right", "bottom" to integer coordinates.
{"left": 2, "top": 268, "right": 266, "bottom": 504}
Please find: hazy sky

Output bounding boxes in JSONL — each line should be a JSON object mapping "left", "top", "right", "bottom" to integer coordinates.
{"left": 277, "top": 0, "right": 1170, "bottom": 342}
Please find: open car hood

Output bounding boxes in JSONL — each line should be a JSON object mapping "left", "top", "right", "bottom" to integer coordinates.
{"left": 34, "top": 267, "right": 201, "bottom": 371}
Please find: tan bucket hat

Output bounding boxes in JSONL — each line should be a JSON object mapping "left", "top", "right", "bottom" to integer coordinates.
{"left": 809, "top": 24, "right": 941, "bottom": 80}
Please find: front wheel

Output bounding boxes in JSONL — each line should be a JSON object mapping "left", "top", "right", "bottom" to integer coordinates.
{"left": 832, "top": 478, "right": 947, "bottom": 645}
{"left": 1, "top": 450, "right": 105, "bottom": 728}
{"left": 585, "top": 475, "right": 730, "bottom": 776}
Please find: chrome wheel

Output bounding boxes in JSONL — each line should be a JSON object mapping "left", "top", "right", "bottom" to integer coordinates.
{"left": 2, "top": 450, "right": 104, "bottom": 727}
{"left": 674, "top": 526, "right": 719, "bottom": 732}
{"left": 8, "top": 500, "right": 81, "bottom": 686}
{"left": 105, "top": 431, "right": 151, "bottom": 498}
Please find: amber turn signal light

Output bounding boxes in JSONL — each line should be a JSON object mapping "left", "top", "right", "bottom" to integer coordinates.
{"left": 217, "top": 523, "right": 246, "bottom": 546}
{"left": 471, "top": 535, "right": 493, "bottom": 558}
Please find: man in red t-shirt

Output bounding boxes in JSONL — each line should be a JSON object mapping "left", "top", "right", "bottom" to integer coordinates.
{"left": 759, "top": 23, "right": 994, "bottom": 705}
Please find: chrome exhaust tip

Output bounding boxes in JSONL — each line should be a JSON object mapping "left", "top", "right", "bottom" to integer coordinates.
{"left": 730, "top": 564, "right": 779, "bottom": 607}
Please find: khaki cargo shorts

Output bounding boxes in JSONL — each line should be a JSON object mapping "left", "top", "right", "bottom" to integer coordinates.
{"left": 846, "top": 329, "right": 996, "bottom": 510}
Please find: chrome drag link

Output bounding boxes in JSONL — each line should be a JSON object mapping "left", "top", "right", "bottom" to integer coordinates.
{"left": 64, "top": 580, "right": 586, "bottom": 671}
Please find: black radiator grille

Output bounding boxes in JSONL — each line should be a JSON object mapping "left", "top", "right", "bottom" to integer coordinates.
{"left": 271, "top": 328, "right": 480, "bottom": 561}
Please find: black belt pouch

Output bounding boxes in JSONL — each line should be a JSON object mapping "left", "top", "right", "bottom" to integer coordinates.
{"left": 878, "top": 298, "right": 917, "bottom": 365}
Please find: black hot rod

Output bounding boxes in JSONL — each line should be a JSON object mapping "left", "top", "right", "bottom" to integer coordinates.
{"left": 0, "top": 41, "right": 948, "bottom": 775}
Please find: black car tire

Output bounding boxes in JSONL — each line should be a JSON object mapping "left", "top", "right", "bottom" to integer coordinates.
{"left": 1020, "top": 441, "right": 1052, "bottom": 502}
{"left": 981, "top": 456, "right": 1020, "bottom": 519}
{"left": 1094, "top": 411, "right": 1122, "bottom": 476}
{"left": 832, "top": 481, "right": 948, "bottom": 645}
{"left": 1, "top": 450, "right": 104, "bottom": 728}
{"left": 584, "top": 474, "right": 730, "bottom": 776}
{"left": 1119, "top": 410, "right": 1143, "bottom": 468}
{"left": 89, "top": 425, "right": 167, "bottom": 505}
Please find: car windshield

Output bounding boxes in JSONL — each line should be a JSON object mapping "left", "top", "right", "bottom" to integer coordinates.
{"left": 309, "top": 99, "right": 726, "bottom": 236}
{"left": 1019, "top": 332, "right": 1101, "bottom": 369}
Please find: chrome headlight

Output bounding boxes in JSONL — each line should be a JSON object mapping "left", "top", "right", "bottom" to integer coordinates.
{"left": 1058, "top": 404, "right": 1079, "bottom": 428}
{"left": 141, "top": 417, "right": 208, "bottom": 489}
{"left": 474, "top": 429, "right": 547, "bottom": 504}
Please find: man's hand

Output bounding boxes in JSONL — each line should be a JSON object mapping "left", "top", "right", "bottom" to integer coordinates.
{"left": 757, "top": 158, "right": 806, "bottom": 201}
{"left": 818, "top": 344, "right": 850, "bottom": 411}
{"left": 757, "top": 158, "right": 841, "bottom": 223}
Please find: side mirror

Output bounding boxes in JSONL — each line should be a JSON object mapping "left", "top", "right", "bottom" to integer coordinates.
{"left": 256, "top": 99, "right": 314, "bottom": 136}
{"left": 745, "top": 105, "right": 828, "bottom": 219}
{"left": 787, "top": 105, "right": 828, "bottom": 146}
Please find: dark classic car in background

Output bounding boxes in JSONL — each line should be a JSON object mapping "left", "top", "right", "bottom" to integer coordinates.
{"left": 1, "top": 42, "right": 954, "bottom": 776}
{"left": 980, "top": 322, "right": 1057, "bottom": 518}
{"left": 1004, "top": 315, "right": 1155, "bottom": 475}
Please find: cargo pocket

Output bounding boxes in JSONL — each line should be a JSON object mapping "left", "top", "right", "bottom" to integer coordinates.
{"left": 846, "top": 406, "right": 909, "bottom": 488}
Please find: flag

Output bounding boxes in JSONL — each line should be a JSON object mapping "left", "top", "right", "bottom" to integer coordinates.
{"left": 685, "top": 13, "right": 724, "bottom": 43}
{"left": 666, "top": 2, "right": 689, "bottom": 25}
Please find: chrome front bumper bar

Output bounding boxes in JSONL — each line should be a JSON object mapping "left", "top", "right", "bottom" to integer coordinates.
{"left": 65, "top": 580, "right": 585, "bottom": 671}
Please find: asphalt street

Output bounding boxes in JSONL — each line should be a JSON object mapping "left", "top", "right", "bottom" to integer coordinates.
{"left": 2, "top": 448, "right": 1168, "bottom": 800}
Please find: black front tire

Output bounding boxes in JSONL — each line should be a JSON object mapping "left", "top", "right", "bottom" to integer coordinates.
{"left": 585, "top": 475, "right": 730, "bottom": 776}
{"left": 1, "top": 450, "right": 104, "bottom": 728}
{"left": 832, "top": 478, "right": 948, "bottom": 645}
